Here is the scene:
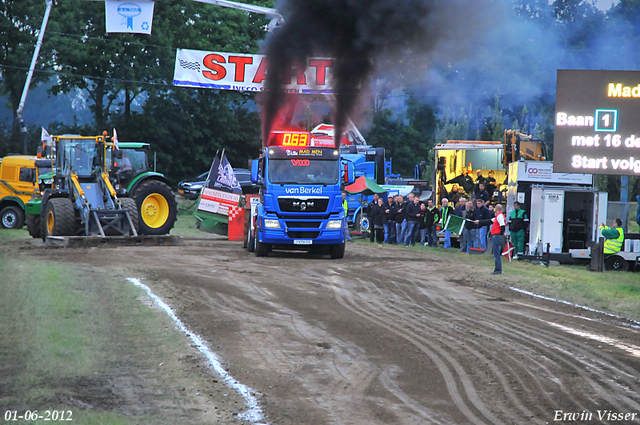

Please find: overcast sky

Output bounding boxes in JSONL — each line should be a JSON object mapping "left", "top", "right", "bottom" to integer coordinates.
{"left": 594, "top": 0, "right": 617, "bottom": 10}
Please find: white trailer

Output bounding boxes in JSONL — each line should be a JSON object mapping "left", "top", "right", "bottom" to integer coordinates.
{"left": 527, "top": 185, "right": 607, "bottom": 255}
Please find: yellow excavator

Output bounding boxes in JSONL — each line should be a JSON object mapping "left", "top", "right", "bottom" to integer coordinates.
{"left": 502, "top": 129, "right": 548, "bottom": 167}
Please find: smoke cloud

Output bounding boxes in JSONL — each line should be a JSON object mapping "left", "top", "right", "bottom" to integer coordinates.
{"left": 261, "top": 0, "right": 637, "bottom": 143}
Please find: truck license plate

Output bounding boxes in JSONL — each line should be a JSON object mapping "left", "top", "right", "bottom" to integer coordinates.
{"left": 294, "top": 239, "right": 313, "bottom": 245}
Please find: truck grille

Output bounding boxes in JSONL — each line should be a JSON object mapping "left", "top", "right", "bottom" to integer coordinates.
{"left": 287, "top": 231, "right": 321, "bottom": 239}
{"left": 278, "top": 197, "right": 329, "bottom": 213}
{"left": 285, "top": 221, "right": 322, "bottom": 228}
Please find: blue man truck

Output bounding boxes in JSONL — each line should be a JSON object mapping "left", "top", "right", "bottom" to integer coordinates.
{"left": 247, "top": 131, "right": 354, "bottom": 258}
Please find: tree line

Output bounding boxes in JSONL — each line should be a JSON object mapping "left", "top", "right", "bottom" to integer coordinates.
{"left": 0, "top": 0, "right": 639, "bottom": 197}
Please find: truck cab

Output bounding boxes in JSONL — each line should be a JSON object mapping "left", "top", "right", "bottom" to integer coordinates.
{"left": 248, "top": 132, "right": 354, "bottom": 258}
{"left": 0, "top": 155, "right": 43, "bottom": 229}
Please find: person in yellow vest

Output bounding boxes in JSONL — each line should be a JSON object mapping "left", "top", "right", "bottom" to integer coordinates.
{"left": 599, "top": 218, "right": 624, "bottom": 254}
{"left": 342, "top": 191, "right": 352, "bottom": 242}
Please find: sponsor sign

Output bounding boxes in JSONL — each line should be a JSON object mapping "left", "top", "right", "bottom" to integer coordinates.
{"left": 105, "top": 0, "right": 154, "bottom": 34}
{"left": 198, "top": 188, "right": 242, "bottom": 216}
{"left": 516, "top": 161, "right": 592, "bottom": 184}
{"left": 173, "top": 49, "right": 335, "bottom": 93}
{"left": 554, "top": 69, "right": 640, "bottom": 176}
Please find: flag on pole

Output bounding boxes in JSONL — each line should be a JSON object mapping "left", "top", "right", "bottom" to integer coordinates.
{"left": 502, "top": 238, "right": 514, "bottom": 262}
{"left": 113, "top": 128, "right": 119, "bottom": 150}
{"left": 105, "top": 0, "right": 155, "bottom": 35}
{"left": 206, "top": 151, "right": 242, "bottom": 194}
{"left": 40, "top": 127, "right": 52, "bottom": 157}
{"left": 444, "top": 214, "right": 466, "bottom": 234}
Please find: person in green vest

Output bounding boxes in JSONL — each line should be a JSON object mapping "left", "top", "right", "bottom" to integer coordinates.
{"left": 599, "top": 218, "right": 624, "bottom": 254}
{"left": 440, "top": 198, "right": 455, "bottom": 248}
{"left": 508, "top": 201, "right": 529, "bottom": 258}
{"left": 342, "top": 191, "right": 351, "bottom": 242}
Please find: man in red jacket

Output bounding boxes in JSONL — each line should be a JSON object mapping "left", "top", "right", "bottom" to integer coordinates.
{"left": 476, "top": 203, "right": 506, "bottom": 274}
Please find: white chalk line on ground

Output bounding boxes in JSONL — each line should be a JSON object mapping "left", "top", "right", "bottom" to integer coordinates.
{"left": 127, "top": 277, "right": 268, "bottom": 424}
{"left": 509, "top": 286, "right": 640, "bottom": 329}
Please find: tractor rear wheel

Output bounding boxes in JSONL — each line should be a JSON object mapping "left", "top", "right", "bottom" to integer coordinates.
{"left": 120, "top": 198, "right": 139, "bottom": 235}
{"left": 133, "top": 180, "right": 177, "bottom": 235}
{"left": 26, "top": 214, "right": 41, "bottom": 239}
{"left": 44, "top": 198, "right": 76, "bottom": 237}
{"left": 0, "top": 206, "right": 24, "bottom": 229}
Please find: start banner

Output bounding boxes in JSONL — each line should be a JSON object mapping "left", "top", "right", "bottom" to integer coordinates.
{"left": 173, "top": 49, "right": 335, "bottom": 94}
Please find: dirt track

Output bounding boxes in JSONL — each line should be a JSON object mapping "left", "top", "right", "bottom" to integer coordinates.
{"left": 31, "top": 239, "right": 640, "bottom": 424}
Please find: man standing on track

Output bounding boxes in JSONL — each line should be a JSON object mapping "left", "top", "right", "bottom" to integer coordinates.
{"left": 476, "top": 204, "right": 506, "bottom": 274}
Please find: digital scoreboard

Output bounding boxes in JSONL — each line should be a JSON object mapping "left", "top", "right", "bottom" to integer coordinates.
{"left": 554, "top": 70, "right": 640, "bottom": 176}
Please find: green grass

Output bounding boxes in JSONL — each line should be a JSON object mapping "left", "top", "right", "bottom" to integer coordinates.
{"left": 0, "top": 227, "right": 30, "bottom": 243}
{"left": 353, "top": 237, "right": 640, "bottom": 321}
{"left": 0, "top": 252, "right": 209, "bottom": 424}
{"left": 170, "top": 195, "right": 210, "bottom": 237}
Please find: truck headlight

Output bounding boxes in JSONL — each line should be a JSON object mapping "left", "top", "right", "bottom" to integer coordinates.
{"left": 264, "top": 219, "right": 281, "bottom": 229}
{"left": 43, "top": 179, "right": 52, "bottom": 185}
{"left": 327, "top": 220, "right": 343, "bottom": 229}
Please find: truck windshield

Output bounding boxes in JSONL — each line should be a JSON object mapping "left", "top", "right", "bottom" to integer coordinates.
{"left": 268, "top": 159, "right": 339, "bottom": 185}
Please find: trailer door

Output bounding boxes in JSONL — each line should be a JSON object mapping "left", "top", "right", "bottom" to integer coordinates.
{"left": 542, "top": 189, "right": 565, "bottom": 253}
{"left": 593, "top": 191, "right": 608, "bottom": 241}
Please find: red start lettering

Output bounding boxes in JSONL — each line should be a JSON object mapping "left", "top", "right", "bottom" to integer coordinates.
{"left": 203, "top": 54, "right": 226, "bottom": 81}
{"left": 308, "top": 59, "right": 333, "bottom": 86}
{"left": 228, "top": 56, "right": 253, "bottom": 82}
{"left": 291, "top": 159, "right": 310, "bottom": 166}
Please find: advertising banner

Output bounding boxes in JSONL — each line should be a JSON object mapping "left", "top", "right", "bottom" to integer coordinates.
{"left": 174, "top": 49, "right": 335, "bottom": 93}
{"left": 554, "top": 70, "right": 640, "bottom": 176}
{"left": 105, "top": 0, "right": 155, "bottom": 34}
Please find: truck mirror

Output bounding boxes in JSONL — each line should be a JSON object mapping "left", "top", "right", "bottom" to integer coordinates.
{"left": 113, "top": 149, "right": 123, "bottom": 159}
{"left": 342, "top": 161, "right": 355, "bottom": 185}
{"left": 251, "top": 159, "right": 260, "bottom": 183}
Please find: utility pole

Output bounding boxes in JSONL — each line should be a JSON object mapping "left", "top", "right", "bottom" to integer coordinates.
{"left": 16, "top": 0, "right": 53, "bottom": 155}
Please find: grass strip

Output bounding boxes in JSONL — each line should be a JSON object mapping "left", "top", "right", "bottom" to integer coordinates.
{"left": 0, "top": 249, "right": 216, "bottom": 424}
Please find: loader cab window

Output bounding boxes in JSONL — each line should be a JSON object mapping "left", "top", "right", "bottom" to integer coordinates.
{"left": 60, "top": 139, "right": 98, "bottom": 178}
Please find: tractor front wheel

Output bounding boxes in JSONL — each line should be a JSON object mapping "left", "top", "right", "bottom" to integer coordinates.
{"left": 120, "top": 198, "right": 139, "bottom": 235}
{"left": 44, "top": 198, "right": 76, "bottom": 237}
{"left": 133, "top": 181, "right": 178, "bottom": 235}
{"left": 26, "top": 214, "right": 41, "bottom": 239}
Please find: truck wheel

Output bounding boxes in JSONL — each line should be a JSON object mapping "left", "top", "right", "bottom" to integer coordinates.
{"left": 0, "top": 206, "right": 25, "bottom": 229}
{"left": 44, "top": 198, "right": 76, "bottom": 237}
{"left": 133, "top": 181, "right": 177, "bottom": 235}
{"left": 254, "top": 236, "right": 270, "bottom": 257}
{"left": 120, "top": 198, "right": 139, "bottom": 234}
{"left": 604, "top": 255, "right": 629, "bottom": 272}
{"left": 247, "top": 229, "right": 255, "bottom": 252}
{"left": 26, "top": 214, "right": 41, "bottom": 239}
{"left": 329, "top": 242, "right": 346, "bottom": 259}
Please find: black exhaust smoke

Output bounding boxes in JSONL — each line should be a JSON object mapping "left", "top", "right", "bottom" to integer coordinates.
{"left": 261, "top": 0, "right": 435, "bottom": 146}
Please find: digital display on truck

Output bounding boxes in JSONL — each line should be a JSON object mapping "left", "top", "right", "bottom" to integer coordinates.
{"left": 554, "top": 69, "right": 640, "bottom": 176}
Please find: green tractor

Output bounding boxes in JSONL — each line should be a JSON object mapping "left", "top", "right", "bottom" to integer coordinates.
{"left": 108, "top": 142, "right": 177, "bottom": 235}
{"left": 26, "top": 136, "right": 177, "bottom": 238}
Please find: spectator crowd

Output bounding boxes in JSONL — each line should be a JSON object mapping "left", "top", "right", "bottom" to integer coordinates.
{"left": 357, "top": 169, "right": 530, "bottom": 274}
